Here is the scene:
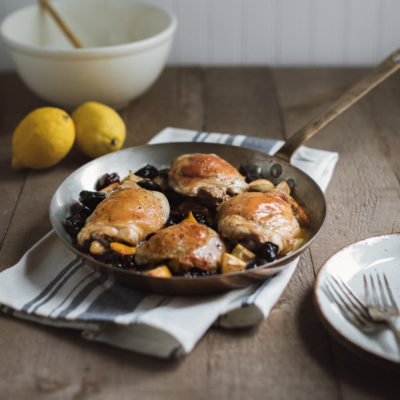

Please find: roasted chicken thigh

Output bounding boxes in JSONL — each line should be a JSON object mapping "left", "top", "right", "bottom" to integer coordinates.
{"left": 249, "top": 179, "right": 310, "bottom": 227}
{"left": 135, "top": 220, "right": 226, "bottom": 274}
{"left": 217, "top": 191, "right": 301, "bottom": 256}
{"left": 168, "top": 153, "right": 248, "bottom": 205}
{"left": 77, "top": 180, "right": 169, "bottom": 249}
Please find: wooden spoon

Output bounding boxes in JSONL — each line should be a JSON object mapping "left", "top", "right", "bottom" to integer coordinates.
{"left": 39, "top": 0, "right": 83, "bottom": 48}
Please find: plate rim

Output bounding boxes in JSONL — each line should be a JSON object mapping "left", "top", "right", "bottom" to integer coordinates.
{"left": 314, "top": 233, "right": 400, "bottom": 367}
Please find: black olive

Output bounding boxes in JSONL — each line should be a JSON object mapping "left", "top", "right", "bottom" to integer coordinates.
{"left": 258, "top": 241, "right": 279, "bottom": 262}
{"left": 63, "top": 213, "right": 87, "bottom": 238}
{"left": 96, "top": 172, "right": 120, "bottom": 191}
{"left": 79, "top": 190, "right": 106, "bottom": 211}
{"left": 135, "top": 164, "right": 159, "bottom": 179}
{"left": 192, "top": 211, "right": 208, "bottom": 226}
{"left": 137, "top": 180, "right": 162, "bottom": 192}
{"left": 183, "top": 267, "right": 210, "bottom": 278}
{"left": 239, "top": 164, "right": 263, "bottom": 183}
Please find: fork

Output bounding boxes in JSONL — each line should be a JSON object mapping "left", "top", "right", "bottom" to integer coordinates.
{"left": 363, "top": 272, "right": 400, "bottom": 350}
{"left": 324, "top": 275, "right": 378, "bottom": 333}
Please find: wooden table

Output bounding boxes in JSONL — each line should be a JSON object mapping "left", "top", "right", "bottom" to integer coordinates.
{"left": 1, "top": 67, "right": 400, "bottom": 399}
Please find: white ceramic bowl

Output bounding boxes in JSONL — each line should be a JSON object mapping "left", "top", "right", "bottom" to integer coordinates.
{"left": 1, "top": 0, "right": 177, "bottom": 109}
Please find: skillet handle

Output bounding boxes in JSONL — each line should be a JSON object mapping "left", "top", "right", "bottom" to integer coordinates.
{"left": 275, "top": 49, "right": 400, "bottom": 162}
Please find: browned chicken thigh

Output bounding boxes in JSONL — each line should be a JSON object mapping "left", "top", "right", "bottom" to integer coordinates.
{"left": 217, "top": 191, "right": 301, "bottom": 256}
{"left": 77, "top": 180, "right": 170, "bottom": 250}
{"left": 248, "top": 179, "right": 310, "bottom": 227}
{"left": 168, "top": 153, "right": 248, "bottom": 205}
{"left": 135, "top": 220, "right": 226, "bottom": 274}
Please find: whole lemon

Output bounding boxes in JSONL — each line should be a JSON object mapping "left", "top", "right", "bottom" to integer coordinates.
{"left": 72, "top": 102, "right": 126, "bottom": 158}
{"left": 12, "top": 107, "right": 75, "bottom": 170}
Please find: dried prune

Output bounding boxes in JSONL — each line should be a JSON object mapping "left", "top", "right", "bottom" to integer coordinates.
{"left": 63, "top": 213, "right": 87, "bottom": 238}
{"left": 254, "top": 257, "right": 269, "bottom": 267}
{"left": 192, "top": 211, "right": 208, "bottom": 225}
{"left": 79, "top": 190, "right": 106, "bottom": 211}
{"left": 70, "top": 202, "right": 92, "bottom": 217}
{"left": 121, "top": 254, "right": 138, "bottom": 269}
{"left": 239, "top": 164, "right": 262, "bottom": 183}
{"left": 99, "top": 252, "right": 124, "bottom": 268}
{"left": 246, "top": 259, "right": 257, "bottom": 270}
{"left": 183, "top": 267, "right": 210, "bottom": 277}
{"left": 137, "top": 180, "right": 162, "bottom": 192}
{"left": 164, "top": 189, "right": 185, "bottom": 207}
{"left": 135, "top": 164, "right": 159, "bottom": 179}
{"left": 96, "top": 172, "right": 120, "bottom": 190}
{"left": 97, "top": 252, "right": 138, "bottom": 270}
{"left": 165, "top": 209, "right": 188, "bottom": 226}
{"left": 258, "top": 241, "right": 279, "bottom": 262}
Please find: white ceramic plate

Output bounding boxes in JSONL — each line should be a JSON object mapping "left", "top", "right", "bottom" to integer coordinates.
{"left": 314, "top": 234, "right": 400, "bottom": 364}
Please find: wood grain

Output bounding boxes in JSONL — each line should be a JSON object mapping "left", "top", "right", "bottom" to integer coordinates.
{"left": 274, "top": 67, "right": 400, "bottom": 399}
{"left": 275, "top": 49, "right": 400, "bottom": 161}
{"left": 1, "top": 67, "right": 400, "bottom": 399}
{"left": 201, "top": 67, "right": 338, "bottom": 400}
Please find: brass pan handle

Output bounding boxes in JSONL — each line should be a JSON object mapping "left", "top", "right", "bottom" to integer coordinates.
{"left": 275, "top": 49, "right": 400, "bottom": 162}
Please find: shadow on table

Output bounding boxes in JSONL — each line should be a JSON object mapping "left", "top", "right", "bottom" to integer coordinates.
{"left": 297, "top": 288, "right": 400, "bottom": 398}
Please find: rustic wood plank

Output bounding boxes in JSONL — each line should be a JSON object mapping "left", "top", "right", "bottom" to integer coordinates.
{"left": 0, "top": 73, "right": 45, "bottom": 256}
{"left": 0, "top": 68, "right": 212, "bottom": 400}
{"left": 199, "top": 67, "right": 339, "bottom": 400}
{"left": 121, "top": 67, "right": 205, "bottom": 146}
{"left": 274, "top": 67, "right": 400, "bottom": 399}
{"left": 1, "top": 67, "right": 400, "bottom": 400}
{"left": 203, "top": 67, "right": 284, "bottom": 138}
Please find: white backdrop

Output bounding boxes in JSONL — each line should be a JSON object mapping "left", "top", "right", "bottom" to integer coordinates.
{"left": 1, "top": 0, "right": 400, "bottom": 71}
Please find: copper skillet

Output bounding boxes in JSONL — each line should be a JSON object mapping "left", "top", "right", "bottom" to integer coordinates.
{"left": 50, "top": 49, "right": 400, "bottom": 295}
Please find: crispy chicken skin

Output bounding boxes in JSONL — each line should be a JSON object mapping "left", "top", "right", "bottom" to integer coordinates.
{"left": 267, "top": 187, "right": 310, "bottom": 228}
{"left": 217, "top": 192, "right": 300, "bottom": 255}
{"left": 248, "top": 179, "right": 310, "bottom": 227}
{"left": 135, "top": 221, "right": 226, "bottom": 274}
{"left": 168, "top": 153, "right": 248, "bottom": 205}
{"left": 77, "top": 180, "right": 169, "bottom": 247}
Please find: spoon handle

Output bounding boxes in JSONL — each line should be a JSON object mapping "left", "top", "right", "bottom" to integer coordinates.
{"left": 275, "top": 49, "right": 400, "bottom": 162}
{"left": 39, "top": 0, "right": 83, "bottom": 49}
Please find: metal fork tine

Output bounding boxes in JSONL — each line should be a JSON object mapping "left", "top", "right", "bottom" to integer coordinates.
{"left": 377, "top": 273, "right": 389, "bottom": 311}
{"left": 325, "top": 284, "right": 369, "bottom": 328}
{"left": 326, "top": 277, "right": 372, "bottom": 327}
{"left": 383, "top": 273, "right": 399, "bottom": 312}
{"left": 363, "top": 271, "right": 400, "bottom": 351}
{"left": 369, "top": 274, "right": 380, "bottom": 309}
{"left": 363, "top": 274, "right": 370, "bottom": 308}
{"left": 330, "top": 276, "right": 370, "bottom": 319}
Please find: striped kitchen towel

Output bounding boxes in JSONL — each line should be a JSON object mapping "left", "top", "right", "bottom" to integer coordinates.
{"left": 0, "top": 127, "right": 338, "bottom": 359}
